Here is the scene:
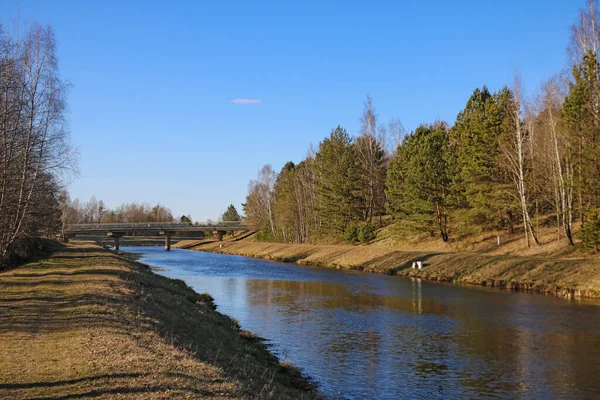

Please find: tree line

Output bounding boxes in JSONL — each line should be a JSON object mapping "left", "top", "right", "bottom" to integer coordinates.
{"left": 61, "top": 195, "right": 242, "bottom": 227}
{"left": 0, "top": 23, "right": 76, "bottom": 266}
{"left": 60, "top": 195, "right": 175, "bottom": 226}
{"left": 243, "top": 0, "right": 600, "bottom": 250}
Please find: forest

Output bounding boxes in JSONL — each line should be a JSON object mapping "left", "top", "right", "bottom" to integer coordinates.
{"left": 243, "top": 1, "right": 600, "bottom": 251}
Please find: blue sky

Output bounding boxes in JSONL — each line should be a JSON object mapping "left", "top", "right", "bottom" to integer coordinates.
{"left": 0, "top": 0, "right": 583, "bottom": 220}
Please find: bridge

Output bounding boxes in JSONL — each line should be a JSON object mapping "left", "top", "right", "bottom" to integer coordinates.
{"left": 64, "top": 222, "right": 248, "bottom": 251}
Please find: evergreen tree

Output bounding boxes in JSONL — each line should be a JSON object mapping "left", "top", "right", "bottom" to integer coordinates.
{"left": 356, "top": 96, "right": 388, "bottom": 223}
{"left": 562, "top": 51, "right": 600, "bottom": 221}
{"left": 386, "top": 123, "right": 452, "bottom": 241}
{"left": 314, "top": 126, "right": 362, "bottom": 237}
{"left": 273, "top": 162, "right": 299, "bottom": 242}
{"left": 222, "top": 204, "right": 241, "bottom": 221}
{"left": 578, "top": 212, "right": 600, "bottom": 251}
{"left": 450, "top": 86, "right": 513, "bottom": 231}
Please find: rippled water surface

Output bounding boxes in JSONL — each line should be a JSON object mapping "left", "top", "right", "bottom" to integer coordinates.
{"left": 123, "top": 246, "right": 600, "bottom": 399}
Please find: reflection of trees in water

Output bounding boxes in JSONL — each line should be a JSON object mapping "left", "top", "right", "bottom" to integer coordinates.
{"left": 240, "top": 276, "right": 600, "bottom": 398}
{"left": 509, "top": 300, "right": 600, "bottom": 397}
{"left": 243, "top": 278, "right": 456, "bottom": 317}
{"left": 412, "top": 277, "right": 422, "bottom": 314}
{"left": 222, "top": 278, "right": 239, "bottom": 301}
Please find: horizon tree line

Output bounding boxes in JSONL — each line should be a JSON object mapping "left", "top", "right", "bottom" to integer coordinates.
{"left": 243, "top": 0, "right": 600, "bottom": 251}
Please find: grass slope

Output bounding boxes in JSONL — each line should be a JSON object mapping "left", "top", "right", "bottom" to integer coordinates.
{"left": 0, "top": 241, "right": 319, "bottom": 399}
{"left": 176, "top": 234, "right": 600, "bottom": 299}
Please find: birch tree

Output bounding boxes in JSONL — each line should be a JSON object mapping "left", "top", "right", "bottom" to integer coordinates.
{"left": 541, "top": 78, "right": 575, "bottom": 245}
{"left": 0, "top": 23, "right": 76, "bottom": 263}
{"left": 356, "top": 96, "right": 386, "bottom": 223}
{"left": 500, "top": 76, "right": 540, "bottom": 246}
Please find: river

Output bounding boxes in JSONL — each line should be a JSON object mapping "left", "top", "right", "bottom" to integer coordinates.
{"left": 123, "top": 246, "right": 600, "bottom": 399}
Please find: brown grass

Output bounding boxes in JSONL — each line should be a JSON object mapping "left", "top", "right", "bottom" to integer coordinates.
{"left": 175, "top": 227, "right": 600, "bottom": 299}
{"left": 0, "top": 241, "right": 320, "bottom": 399}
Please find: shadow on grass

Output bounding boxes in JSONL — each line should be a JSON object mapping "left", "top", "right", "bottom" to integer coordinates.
{"left": 9, "top": 269, "right": 126, "bottom": 278}
{"left": 0, "top": 239, "right": 66, "bottom": 273}
{"left": 0, "top": 242, "right": 321, "bottom": 399}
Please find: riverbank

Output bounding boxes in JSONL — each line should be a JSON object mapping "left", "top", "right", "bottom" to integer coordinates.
{"left": 175, "top": 237, "right": 600, "bottom": 299}
{"left": 0, "top": 241, "right": 320, "bottom": 399}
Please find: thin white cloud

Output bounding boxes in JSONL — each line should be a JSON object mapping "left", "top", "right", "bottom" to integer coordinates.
{"left": 230, "top": 98, "right": 262, "bottom": 105}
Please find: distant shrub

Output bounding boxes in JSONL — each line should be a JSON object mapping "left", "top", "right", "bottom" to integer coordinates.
{"left": 256, "top": 228, "right": 276, "bottom": 242}
{"left": 578, "top": 213, "right": 600, "bottom": 251}
{"left": 357, "top": 222, "right": 376, "bottom": 243}
{"left": 343, "top": 224, "right": 359, "bottom": 243}
{"left": 344, "top": 222, "right": 375, "bottom": 244}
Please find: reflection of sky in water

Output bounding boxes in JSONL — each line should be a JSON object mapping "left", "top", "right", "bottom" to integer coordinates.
{"left": 126, "top": 246, "right": 600, "bottom": 400}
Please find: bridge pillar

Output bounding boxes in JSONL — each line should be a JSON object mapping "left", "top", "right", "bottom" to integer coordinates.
{"left": 160, "top": 231, "right": 175, "bottom": 251}
{"left": 216, "top": 230, "right": 226, "bottom": 241}
{"left": 107, "top": 232, "right": 125, "bottom": 252}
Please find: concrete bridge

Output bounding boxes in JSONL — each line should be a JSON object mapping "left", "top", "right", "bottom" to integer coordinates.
{"left": 64, "top": 222, "right": 248, "bottom": 251}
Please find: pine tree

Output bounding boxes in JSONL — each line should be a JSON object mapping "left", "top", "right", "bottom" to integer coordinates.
{"left": 562, "top": 51, "right": 600, "bottom": 221}
{"left": 386, "top": 123, "right": 452, "bottom": 241}
{"left": 356, "top": 96, "right": 387, "bottom": 223}
{"left": 222, "top": 204, "right": 241, "bottom": 221}
{"left": 450, "top": 86, "right": 512, "bottom": 231}
{"left": 578, "top": 212, "right": 600, "bottom": 251}
{"left": 314, "top": 126, "right": 362, "bottom": 238}
{"left": 273, "top": 162, "right": 299, "bottom": 242}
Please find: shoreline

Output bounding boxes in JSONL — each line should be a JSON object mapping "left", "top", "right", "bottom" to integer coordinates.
{"left": 174, "top": 239, "right": 600, "bottom": 300}
{"left": 0, "top": 241, "right": 321, "bottom": 399}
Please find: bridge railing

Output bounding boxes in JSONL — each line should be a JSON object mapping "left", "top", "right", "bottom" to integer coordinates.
{"left": 65, "top": 221, "right": 247, "bottom": 232}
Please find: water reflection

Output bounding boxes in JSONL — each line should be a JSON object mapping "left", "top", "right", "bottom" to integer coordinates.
{"left": 126, "top": 246, "right": 600, "bottom": 399}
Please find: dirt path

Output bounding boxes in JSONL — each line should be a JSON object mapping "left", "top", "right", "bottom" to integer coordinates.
{"left": 0, "top": 242, "right": 318, "bottom": 399}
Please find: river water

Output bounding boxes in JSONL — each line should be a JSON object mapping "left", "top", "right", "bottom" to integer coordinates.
{"left": 123, "top": 246, "right": 600, "bottom": 399}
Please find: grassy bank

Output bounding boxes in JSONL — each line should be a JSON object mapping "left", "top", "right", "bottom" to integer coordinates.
{"left": 175, "top": 235, "right": 600, "bottom": 299}
{"left": 0, "top": 241, "right": 319, "bottom": 399}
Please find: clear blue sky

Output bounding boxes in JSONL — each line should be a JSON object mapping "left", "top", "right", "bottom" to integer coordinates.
{"left": 0, "top": 0, "right": 583, "bottom": 221}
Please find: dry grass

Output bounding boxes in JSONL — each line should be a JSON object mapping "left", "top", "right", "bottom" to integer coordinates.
{"left": 0, "top": 241, "right": 320, "bottom": 399}
{"left": 175, "top": 227, "right": 600, "bottom": 299}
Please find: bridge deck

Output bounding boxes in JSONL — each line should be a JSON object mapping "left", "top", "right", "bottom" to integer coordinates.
{"left": 66, "top": 222, "right": 248, "bottom": 234}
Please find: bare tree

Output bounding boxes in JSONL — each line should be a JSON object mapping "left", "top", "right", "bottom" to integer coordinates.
{"left": 569, "top": 0, "right": 600, "bottom": 64}
{"left": 244, "top": 165, "right": 277, "bottom": 237}
{"left": 540, "top": 77, "right": 575, "bottom": 245}
{"left": 356, "top": 95, "right": 386, "bottom": 222}
{"left": 501, "top": 75, "right": 540, "bottom": 246}
{"left": 386, "top": 117, "right": 406, "bottom": 155}
{"left": 0, "top": 23, "right": 76, "bottom": 263}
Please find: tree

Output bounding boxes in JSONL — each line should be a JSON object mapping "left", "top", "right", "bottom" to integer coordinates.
{"left": 222, "top": 204, "right": 241, "bottom": 221}
{"left": 541, "top": 77, "right": 575, "bottom": 245}
{"left": 272, "top": 162, "right": 299, "bottom": 242}
{"left": 499, "top": 76, "right": 540, "bottom": 246}
{"left": 243, "top": 165, "right": 276, "bottom": 239}
{"left": 450, "top": 86, "right": 512, "bottom": 231}
{"left": 356, "top": 96, "right": 387, "bottom": 223}
{"left": 386, "top": 123, "right": 452, "bottom": 241}
{"left": 386, "top": 117, "right": 406, "bottom": 155}
{"left": 569, "top": 0, "right": 600, "bottom": 64}
{"left": 562, "top": 51, "right": 600, "bottom": 222}
{"left": 180, "top": 215, "right": 192, "bottom": 223}
{"left": 0, "top": 23, "right": 76, "bottom": 264}
{"left": 314, "top": 126, "right": 362, "bottom": 238}
{"left": 578, "top": 211, "right": 600, "bottom": 250}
